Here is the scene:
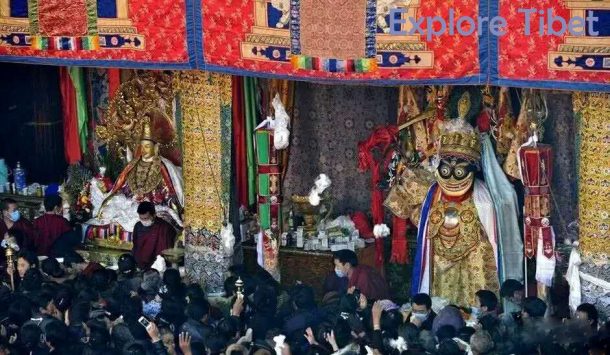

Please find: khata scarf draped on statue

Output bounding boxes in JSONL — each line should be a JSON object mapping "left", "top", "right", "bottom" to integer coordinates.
{"left": 481, "top": 134, "right": 523, "bottom": 283}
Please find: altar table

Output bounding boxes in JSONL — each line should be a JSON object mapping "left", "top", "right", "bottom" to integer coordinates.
{"left": 242, "top": 242, "right": 376, "bottom": 298}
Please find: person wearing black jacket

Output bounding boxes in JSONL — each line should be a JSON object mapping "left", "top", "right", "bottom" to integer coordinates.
{"left": 405, "top": 293, "right": 436, "bottom": 331}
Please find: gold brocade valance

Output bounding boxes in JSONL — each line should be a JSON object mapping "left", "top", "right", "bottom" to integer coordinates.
{"left": 574, "top": 92, "right": 610, "bottom": 260}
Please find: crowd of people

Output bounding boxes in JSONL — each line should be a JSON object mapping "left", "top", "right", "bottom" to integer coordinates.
{"left": 0, "top": 197, "right": 608, "bottom": 354}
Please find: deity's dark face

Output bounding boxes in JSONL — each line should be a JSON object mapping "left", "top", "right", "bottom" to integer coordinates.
{"left": 436, "top": 157, "right": 476, "bottom": 196}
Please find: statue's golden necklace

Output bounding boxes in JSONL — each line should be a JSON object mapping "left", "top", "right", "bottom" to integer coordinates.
{"left": 127, "top": 158, "right": 163, "bottom": 195}
{"left": 427, "top": 194, "right": 481, "bottom": 262}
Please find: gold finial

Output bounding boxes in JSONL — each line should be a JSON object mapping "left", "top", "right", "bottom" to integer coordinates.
{"left": 235, "top": 277, "right": 244, "bottom": 295}
{"left": 142, "top": 121, "right": 154, "bottom": 142}
{"left": 458, "top": 92, "right": 471, "bottom": 118}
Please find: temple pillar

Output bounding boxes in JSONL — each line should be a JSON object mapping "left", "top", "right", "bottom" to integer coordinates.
{"left": 175, "top": 71, "right": 232, "bottom": 294}
{"left": 573, "top": 92, "right": 610, "bottom": 319}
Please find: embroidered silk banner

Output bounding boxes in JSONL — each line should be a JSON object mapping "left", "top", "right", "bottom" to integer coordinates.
{"left": 202, "top": 0, "right": 482, "bottom": 83}
{"left": 1, "top": 0, "right": 610, "bottom": 89}
{"left": 496, "top": 0, "right": 610, "bottom": 91}
{"left": 0, "top": 0, "right": 193, "bottom": 67}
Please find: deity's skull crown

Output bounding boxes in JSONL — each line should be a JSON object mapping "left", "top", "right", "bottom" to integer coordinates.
{"left": 438, "top": 119, "right": 480, "bottom": 163}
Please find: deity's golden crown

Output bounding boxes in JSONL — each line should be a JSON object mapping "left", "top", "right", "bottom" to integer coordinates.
{"left": 439, "top": 130, "right": 481, "bottom": 162}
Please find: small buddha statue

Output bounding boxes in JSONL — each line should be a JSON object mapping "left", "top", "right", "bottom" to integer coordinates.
{"left": 88, "top": 122, "right": 184, "bottom": 232}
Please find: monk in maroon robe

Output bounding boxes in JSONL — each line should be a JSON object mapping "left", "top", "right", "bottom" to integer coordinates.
{"left": 33, "top": 195, "right": 72, "bottom": 256}
{"left": 1, "top": 198, "right": 35, "bottom": 251}
{"left": 132, "top": 202, "right": 176, "bottom": 270}
{"left": 333, "top": 249, "right": 389, "bottom": 301}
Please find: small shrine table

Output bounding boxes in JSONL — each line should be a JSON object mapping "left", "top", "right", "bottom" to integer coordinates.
{"left": 242, "top": 242, "right": 376, "bottom": 298}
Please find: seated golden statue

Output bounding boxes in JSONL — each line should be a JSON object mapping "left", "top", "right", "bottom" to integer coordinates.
{"left": 88, "top": 122, "right": 184, "bottom": 233}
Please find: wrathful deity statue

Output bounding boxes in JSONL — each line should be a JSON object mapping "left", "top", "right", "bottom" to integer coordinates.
{"left": 88, "top": 122, "right": 184, "bottom": 232}
{"left": 411, "top": 92, "right": 500, "bottom": 307}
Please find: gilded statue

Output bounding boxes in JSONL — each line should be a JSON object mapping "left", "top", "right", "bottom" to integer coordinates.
{"left": 88, "top": 119, "right": 183, "bottom": 233}
{"left": 411, "top": 92, "right": 500, "bottom": 307}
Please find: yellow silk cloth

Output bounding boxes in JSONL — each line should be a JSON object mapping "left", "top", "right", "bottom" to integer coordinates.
{"left": 429, "top": 196, "right": 499, "bottom": 307}
{"left": 174, "top": 71, "right": 232, "bottom": 293}
{"left": 574, "top": 92, "right": 610, "bottom": 259}
{"left": 174, "top": 71, "right": 232, "bottom": 232}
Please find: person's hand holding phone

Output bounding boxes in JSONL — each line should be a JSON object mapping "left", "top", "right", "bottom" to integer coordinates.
{"left": 145, "top": 320, "right": 161, "bottom": 343}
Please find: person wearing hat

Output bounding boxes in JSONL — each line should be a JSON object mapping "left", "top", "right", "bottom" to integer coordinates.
{"left": 132, "top": 201, "right": 176, "bottom": 270}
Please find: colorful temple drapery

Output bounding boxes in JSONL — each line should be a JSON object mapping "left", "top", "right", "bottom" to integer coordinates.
{"left": 232, "top": 76, "right": 248, "bottom": 209}
{"left": 69, "top": 67, "right": 89, "bottom": 156}
{"left": 0, "top": 1, "right": 608, "bottom": 90}
{"left": 244, "top": 76, "right": 258, "bottom": 207}
{"left": 175, "top": 71, "right": 232, "bottom": 293}
{"left": 60, "top": 67, "right": 82, "bottom": 164}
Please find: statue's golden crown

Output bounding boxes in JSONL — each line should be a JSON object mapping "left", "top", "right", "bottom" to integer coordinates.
{"left": 439, "top": 130, "right": 481, "bottom": 162}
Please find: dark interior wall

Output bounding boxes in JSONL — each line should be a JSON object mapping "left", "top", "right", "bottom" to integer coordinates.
{"left": 0, "top": 63, "right": 66, "bottom": 184}
{"left": 282, "top": 82, "right": 398, "bottom": 215}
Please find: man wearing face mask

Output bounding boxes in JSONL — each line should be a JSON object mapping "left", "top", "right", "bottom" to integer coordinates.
{"left": 332, "top": 249, "right": 389, "bottom": 301}
{"left": 406, "top": 293, "right": 436, "bottom": 331}
{"left": 0, "top": 198, "right": 35, "bottom": 252}
{"left": 33, "top": 195, "right": 73, "bottom": 256}
{"left": 132, "top": 202, "right": 176, "bottom": 270}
